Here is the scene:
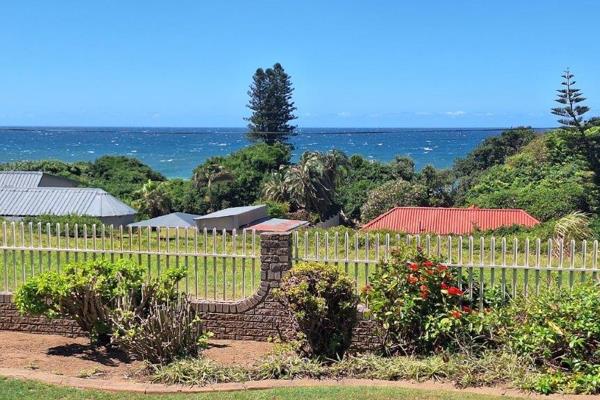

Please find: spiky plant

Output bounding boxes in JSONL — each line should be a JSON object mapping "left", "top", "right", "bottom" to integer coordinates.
{"left": 552, "top": 211, "right": 592, "bottom": 257}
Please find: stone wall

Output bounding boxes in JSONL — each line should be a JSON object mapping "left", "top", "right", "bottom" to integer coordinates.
{"left": 0, "top": 232, "right": 381, "bottom": 350}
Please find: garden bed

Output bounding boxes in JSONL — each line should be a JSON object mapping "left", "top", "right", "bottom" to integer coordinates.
{"left": 0, "top": 331, "right": 273, "bottom": 382}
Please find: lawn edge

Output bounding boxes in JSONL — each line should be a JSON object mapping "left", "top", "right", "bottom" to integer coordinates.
{"left": 0, "top": 367, "right": 596, "bottom": 399}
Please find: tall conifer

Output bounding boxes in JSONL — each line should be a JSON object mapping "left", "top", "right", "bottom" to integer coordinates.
{"left": 551, "top": 69, "right": 590, "bottom": 134}
{"left": 246, "top": 63, "right": 297, "bottom": 145}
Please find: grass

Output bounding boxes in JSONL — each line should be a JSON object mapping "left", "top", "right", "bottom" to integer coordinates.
{"left": 0, "top": 377, "right": 524, "bottom": 400}
{"left": 1, "top": 224, "right": 598, "bottom": 300}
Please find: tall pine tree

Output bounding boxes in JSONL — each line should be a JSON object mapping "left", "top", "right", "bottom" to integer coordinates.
{"left": 551, "top": 68, "right": 590, "bottom": 135}
{"left": 246, "top": 63, "right": 297, "bottom": 145}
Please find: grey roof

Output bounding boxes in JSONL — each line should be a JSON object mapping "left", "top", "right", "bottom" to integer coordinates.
{"left": 0, "top": 171, "right": 44, "bottom": 188}
{"left": 194, "top": 205, "right": 265, "bottom": 220}
{"left": 128, "top": 212, "right": 200, "bottom": 228}
{"left": 0, "top": 171, "right": 78, "bottom": 188}
{"left": 0, "top": 187, "right": 136, "bottom": 217}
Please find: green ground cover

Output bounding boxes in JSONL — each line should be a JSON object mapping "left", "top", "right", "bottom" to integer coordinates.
{"left": 0, "top": 378, "right": 523, "bottom": 400}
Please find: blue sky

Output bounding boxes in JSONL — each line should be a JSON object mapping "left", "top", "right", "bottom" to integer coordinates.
{"left": 1, "top": 1, "right": 599, "bottom": 128}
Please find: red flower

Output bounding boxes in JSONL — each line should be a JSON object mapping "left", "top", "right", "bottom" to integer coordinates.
{"left": 361, "top": 284, "right": 373, "bottom": 295}
{"left": 447, "top": 286, "right": 464, "bottom": 296}
{"left": 438, "top": 264, "right": 448, "bottom": 272}
{"left": 419, "top": 284, "right": 430, "bottom": 299}
{"left": 441, "top": 282, "right": 449, "bottom": 290}
{"left": 423, "top": 260, "right": 434, "bottom": 267}
{"left": 408, "top": 263, "right": 419, "bottom": 272}
{"left": 462, "top": 305, "right": 472, "bottom": 313}
{"left": 407, "top": 274, "right": 418, "bottom": 285}
{"left": 450, "top": 310, "right": 462, "bottom": 319}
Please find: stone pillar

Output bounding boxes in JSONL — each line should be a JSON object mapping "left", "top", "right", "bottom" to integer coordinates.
{"left": 259, "top": 232, "right": 292, "bottom": 286}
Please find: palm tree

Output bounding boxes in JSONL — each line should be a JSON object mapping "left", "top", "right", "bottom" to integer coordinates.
{"left": 284, "top": 151, "right": 348, "bottom": 220}
{"left": 193, "top": 162, "right": 234, "bottom": 212}
{"left": 261, "top": 171, "right": 288, "bottom": 202}
{"left": 133, "top": 180, "right": 172, "bottom": 218}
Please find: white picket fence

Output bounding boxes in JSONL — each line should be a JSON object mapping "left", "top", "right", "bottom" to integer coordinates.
{"left": 292, "top": 231, "right": 600, "bottom": 299}
{"left": 0, "top": 222, "right": 259, "bottom": 300}
{"left": 1, "top": 221, "right": 599, "bottom": 301}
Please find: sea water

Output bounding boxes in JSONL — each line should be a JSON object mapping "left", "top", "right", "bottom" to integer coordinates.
{"left": 0, "top": 127, "right": 538, "bottom": 178}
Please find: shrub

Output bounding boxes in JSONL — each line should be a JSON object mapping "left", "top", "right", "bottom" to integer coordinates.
{"left": 111, "top": 295, "right": 208, "bottom": 365}
{"left": 15, "top": 259, "right": 184, "bottom": 345}
{"left": 360, "top": 179, "right": 428, "bottom": 223}
{"left": 507, "top": 284, "right": 600, "bottom": 374}
{"left": 362, "top": 245, "right": 498, "bottom": 355}
{"left": 21, "top": 214, "right": 104, "bottom": 236}
{"left": 262, "top": 200, "right": 290, "bottom": 218}
{"left": 152, "top": 358, "right": 248, "bottom": 385}
{"left": 274, "top": 262, "right": 358, "bottom": 359}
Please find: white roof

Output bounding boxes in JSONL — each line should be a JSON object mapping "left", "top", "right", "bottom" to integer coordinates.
{"left": 0, "top": 187, "right": 136, "bottom": 217}
{"left": 0, "top": 171, "right": 45, "bottom": 188}
{"left": 128, "top": 212, "right": 200, "bottom": 228}
{"left": 194, "top": 205, "right": 266, "bottom": 220}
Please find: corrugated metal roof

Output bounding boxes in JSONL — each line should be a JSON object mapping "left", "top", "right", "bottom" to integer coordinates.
{"left": 0, "top": 171, "right": 44, "bottom": 188}
{"left": 247, "top": 218, "right": 309, "bottom": 232}
{"left": 0, "top": 187, "right": 136, "bottom": 217}
{"left": 128, "top": 212, "right": 200, "bottom": 228}
{"left": 362, "top": 207, "right": 540, "bottom": 235}
{"left": 195, "top": 205, "right": 266, "bottom": 219}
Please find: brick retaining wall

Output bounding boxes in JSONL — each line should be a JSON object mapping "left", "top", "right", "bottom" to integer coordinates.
{"left": 0, "top": 293, "right": 84, "bottom": 337}
{"left": 0, "top": 232, "right": 381, "bottom": 351}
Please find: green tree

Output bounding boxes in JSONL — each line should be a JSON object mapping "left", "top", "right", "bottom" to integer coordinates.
{"left": 246, "top": 63, "right": 297, "bottom": 145}
{"left": 192, "top": 143, "right": 290, "bottom": 213}
{"left": 416, "top": 165, "right": 454, "bottom": 207}
{"left": 551, "top": 69, "right": 590, "bottom": 134}
{"left": 133, "top": 180, "right": 172, "bottom": 218}
{"left": 193, "top": 162, "right": 234, "bottom": 213}
{"left": 360, "top": 180, "right": 428, "bottom": 223}
{"left": 280, "top": 151, "right": 348, "bottom": 221}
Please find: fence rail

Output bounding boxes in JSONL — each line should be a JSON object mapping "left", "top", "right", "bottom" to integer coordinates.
{"left": 2, "top": 221, "right": 599, "bottom": 301}
{"left": 0, "top": 221, "right": 260, "bottom": 300}
{"left": 292, "top": 231, "right": 600, "bottom": 298}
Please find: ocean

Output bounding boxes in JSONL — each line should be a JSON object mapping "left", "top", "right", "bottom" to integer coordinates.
{"left": 0, "top": 127, "right": 533, "bottom": 178}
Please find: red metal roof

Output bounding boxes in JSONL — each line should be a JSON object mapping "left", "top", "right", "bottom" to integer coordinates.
{"left": 246, "top": 218, "right": 309, "bottom": 233}
{"left": 362, "top": 207, "right": 540, "bottom": 235}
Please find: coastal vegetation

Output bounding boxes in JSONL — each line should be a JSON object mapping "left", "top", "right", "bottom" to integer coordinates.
{"left": 1, "top": 69, "right": 599, "bottom": 238}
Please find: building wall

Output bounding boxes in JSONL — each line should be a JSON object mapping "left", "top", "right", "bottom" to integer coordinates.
{"left": 99, "top": 214, "right": 136, "bottom": 227}
{"left": 38, "top": 175, "right": 78, "bottom": 188}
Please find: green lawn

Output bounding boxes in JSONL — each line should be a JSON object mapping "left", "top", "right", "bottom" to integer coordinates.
{"left": 0, "top": 377, "right": 523, "bottom": 400}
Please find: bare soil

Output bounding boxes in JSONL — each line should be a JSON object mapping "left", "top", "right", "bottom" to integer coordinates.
{"left": 0, "top": 331, "right": 274, "bottom": 382}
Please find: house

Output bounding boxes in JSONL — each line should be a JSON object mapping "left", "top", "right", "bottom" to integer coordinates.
{"left": 0, "top": 187, "right": 136, "bottom": 226}
{"left": 128, "top": 212, "right": 200, "bottom": 229}
{"left": 362, "top": 207, "right": 540, "bottom": 235}
{"left": 0, "top": 171, "right": 78, "bottom": 188}
{"left": 194, "top": 205, "right": 308, "bottom": 232}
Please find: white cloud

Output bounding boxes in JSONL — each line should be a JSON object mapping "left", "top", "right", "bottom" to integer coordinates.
{"left": 444, "top": 111, "right": 466, "bottom": 117}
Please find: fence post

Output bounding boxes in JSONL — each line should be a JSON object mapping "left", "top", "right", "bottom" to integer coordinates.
{"left": 260, "top": 232, "right": 293, "bottom": 286}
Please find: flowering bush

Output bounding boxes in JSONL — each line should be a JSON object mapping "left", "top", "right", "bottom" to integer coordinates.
{"left": 362, "top": 245, "right": 492, "bottom": 355}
